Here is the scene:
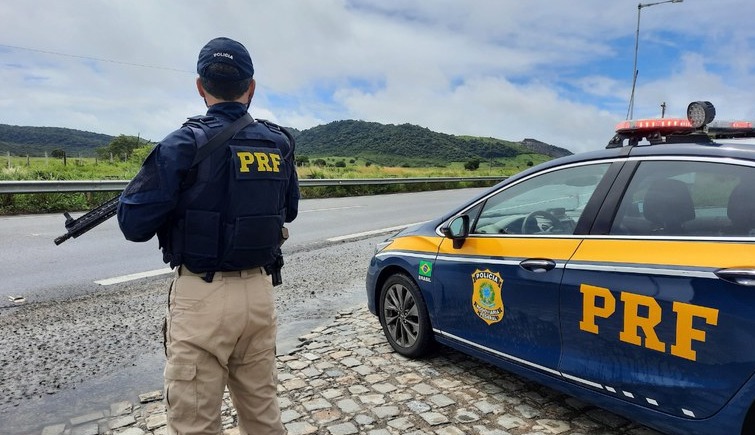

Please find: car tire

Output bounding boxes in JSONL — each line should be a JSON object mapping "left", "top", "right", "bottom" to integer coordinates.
{"left": 378, "top": 273, "right": 434, "bottom": 358}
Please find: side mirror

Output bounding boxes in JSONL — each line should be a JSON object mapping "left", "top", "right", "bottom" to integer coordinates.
{"left": 441, "top": 215, "right": 469, "bottom": 249}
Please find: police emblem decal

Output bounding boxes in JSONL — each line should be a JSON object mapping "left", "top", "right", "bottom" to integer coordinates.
{"left": 471, "top": 269, "right": 504, "bottom": 325}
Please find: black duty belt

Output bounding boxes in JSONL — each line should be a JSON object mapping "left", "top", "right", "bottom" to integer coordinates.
{"left": 178, "top": 266, "right": 264, "bottom": 283}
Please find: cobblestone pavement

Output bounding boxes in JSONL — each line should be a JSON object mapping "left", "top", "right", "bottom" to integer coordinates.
{"left": 37, "top": 305, "right": 662, "bottom": 435}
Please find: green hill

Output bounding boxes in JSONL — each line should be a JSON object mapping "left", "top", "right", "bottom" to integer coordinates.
{"left": 292, "top": 120, "right": 571, "bottom": 166}
{"left": 0, "top": 124, "right": 113, "bottom": 157}
{"left": 0, "top": 120, "right": 572, "bottom": 165}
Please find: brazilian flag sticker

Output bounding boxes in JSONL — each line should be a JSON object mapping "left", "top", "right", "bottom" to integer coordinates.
{"left": 419, "top": 260, "right": 433, "bottom": 278}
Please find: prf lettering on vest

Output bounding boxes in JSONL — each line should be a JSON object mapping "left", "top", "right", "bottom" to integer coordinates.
{"left": 579, "top": 284, "right": 719, "bottom": 361}
{"left": 237, "top": 151, "right": 281, "bottom": 173}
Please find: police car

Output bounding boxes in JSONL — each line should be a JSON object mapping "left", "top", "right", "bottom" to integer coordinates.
{"left": 365, "top": 102, "right": 755, "bottom": 435}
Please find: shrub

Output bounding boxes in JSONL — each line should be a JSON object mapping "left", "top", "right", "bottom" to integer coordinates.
{"left": 464, "top": 159, "right": 481, "bottom": 171}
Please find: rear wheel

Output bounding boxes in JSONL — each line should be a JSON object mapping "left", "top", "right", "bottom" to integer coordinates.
{"left": 379, "top": 274, "right": 433, "bottom": 358}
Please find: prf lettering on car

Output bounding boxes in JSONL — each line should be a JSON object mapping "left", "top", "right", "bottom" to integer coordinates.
{"left": 579, "top": 284, "right": 719, "bottom": 361}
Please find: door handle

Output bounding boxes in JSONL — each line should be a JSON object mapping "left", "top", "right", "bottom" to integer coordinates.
{"left": 519, "top": 258, "right": 556, "bottom": 273}
{"left": 714, "top": 268, "right": 755, "bottom": 286}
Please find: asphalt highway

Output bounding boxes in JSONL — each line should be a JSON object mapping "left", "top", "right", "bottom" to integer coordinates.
{"left": 0, "top": 188, "right": 484, "bottom": 304}
{"left": 0, "top": 188, "right": 485, "bottom": 433}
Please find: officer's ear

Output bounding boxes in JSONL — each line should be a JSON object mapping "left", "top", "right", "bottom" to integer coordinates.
{"left": 247, "top": 79, "right": 256, "bottom": 103}
{"left": 196, "top": 77, "right": 206, "bottom": 98}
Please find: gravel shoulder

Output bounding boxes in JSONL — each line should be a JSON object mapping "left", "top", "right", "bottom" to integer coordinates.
{"left": 0, "top": 235, "right": 384, "bottom": 433}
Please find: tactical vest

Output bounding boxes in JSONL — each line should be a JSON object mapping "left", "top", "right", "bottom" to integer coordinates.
{"left": 161, "top": 115, "right": 294, "bottom": 273}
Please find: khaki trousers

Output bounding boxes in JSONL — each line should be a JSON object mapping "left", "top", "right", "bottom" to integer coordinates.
{"left": 164, "top": 266, "right": 284, "bottom": 435}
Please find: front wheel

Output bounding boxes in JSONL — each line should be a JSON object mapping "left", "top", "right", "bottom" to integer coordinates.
{"left": 379, "top": 274, "right": 433, "bottom": 358}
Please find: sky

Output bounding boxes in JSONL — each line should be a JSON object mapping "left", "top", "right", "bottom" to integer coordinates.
{"left": 1, "top": 0, "right": 753, "bottom": 154}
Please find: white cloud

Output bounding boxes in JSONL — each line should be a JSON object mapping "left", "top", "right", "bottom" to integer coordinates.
{"left": 0, "top": 0, "right": 753, "bottom": 155}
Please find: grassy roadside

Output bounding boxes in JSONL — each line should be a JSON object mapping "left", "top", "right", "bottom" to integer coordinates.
{"left": 0, "top": 153, "right": 548, "bottom": 215}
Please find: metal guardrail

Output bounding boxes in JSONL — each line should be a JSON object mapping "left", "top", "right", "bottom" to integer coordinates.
{"left": 0, "top": 177, "right": 504, "bottom": 194}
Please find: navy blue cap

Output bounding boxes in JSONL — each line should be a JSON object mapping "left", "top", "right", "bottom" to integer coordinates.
{"left": 197, "top": 37, "right": 254, "bottom": 81}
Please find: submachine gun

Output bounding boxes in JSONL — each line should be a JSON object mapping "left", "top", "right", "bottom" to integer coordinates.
{"left": 54, "top": 195, "right": 120, "bottom": 246}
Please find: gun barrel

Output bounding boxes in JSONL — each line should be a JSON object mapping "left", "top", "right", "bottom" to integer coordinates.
{"left": 54, "top": 233, "right": 71, "bottom": 246}
{"left": 53, "top": 195, "right": 120, "bottom": 245}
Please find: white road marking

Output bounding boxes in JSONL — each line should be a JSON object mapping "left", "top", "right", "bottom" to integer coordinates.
{"left": 95, "top": 267, "right": 173, "bottom": 286}
{"left": 326, "top": 221, "right": 428, "bottom": 242}
{"left": 95, "top": 219, "right": 423, "bottom": 283}
{"left": 300, "top": 206, "right": 365, "bottom": 213}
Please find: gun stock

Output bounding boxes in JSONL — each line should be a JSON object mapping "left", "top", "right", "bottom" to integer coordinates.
{"left": 54, "top": 195, "right": 120, "bottom": 245}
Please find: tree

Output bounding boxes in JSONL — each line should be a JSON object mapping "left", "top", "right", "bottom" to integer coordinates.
{"left": 464, "top": 159, "right": 481, "bottom": 171}
{"left": 96, "top": 135, "right": 142, "bottom": 161}
{"left": 130, "top": 145, "right": 154, "bottom": 163}
{"left": 296, "top": 155, "right": 309, "bottom": 166}
{"left": 51, "top": 149, "right": 66, "bottom": 158}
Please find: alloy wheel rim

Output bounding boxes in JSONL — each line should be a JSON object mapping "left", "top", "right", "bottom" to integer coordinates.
{"left": 383, "top": 283, "right": 419, "bottom": 348}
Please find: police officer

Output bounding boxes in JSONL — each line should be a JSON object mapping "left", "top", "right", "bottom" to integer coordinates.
{"left": 117, "top": 37, "right": 299, "bottom": 435}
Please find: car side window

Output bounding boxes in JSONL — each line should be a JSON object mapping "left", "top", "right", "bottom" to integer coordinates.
{"left": 610, "top": 160, "right": 755, "bottom": 237}
{"left": 472, "top": 163, "right": 610, "bottom": 235}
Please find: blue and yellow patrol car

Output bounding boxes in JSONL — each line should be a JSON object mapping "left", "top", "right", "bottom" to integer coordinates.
{"left": 365, "top": 102, "right": 755, "bottom": 435}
